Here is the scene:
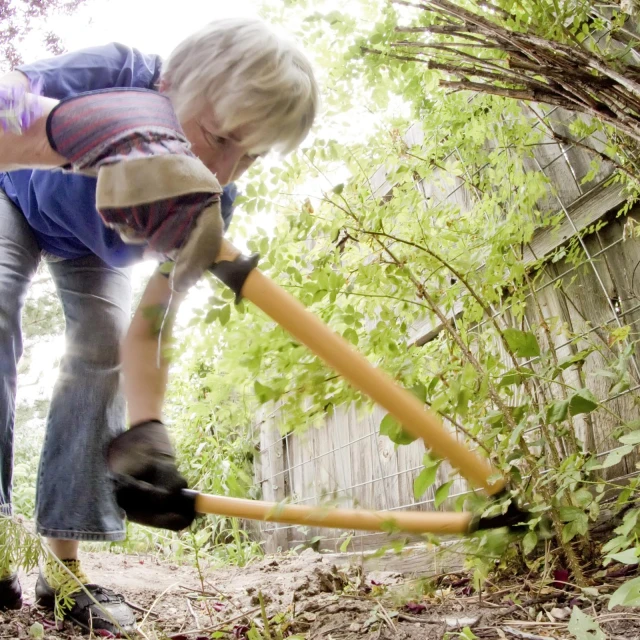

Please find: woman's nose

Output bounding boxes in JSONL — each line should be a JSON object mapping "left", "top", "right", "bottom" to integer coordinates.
{"left": 213, "top": 147, "right": 247, "bottom": 185}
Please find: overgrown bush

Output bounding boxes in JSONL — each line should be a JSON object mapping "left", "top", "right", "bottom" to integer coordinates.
{"left": 176, "top": 0, "right": 640, "bottom": 603}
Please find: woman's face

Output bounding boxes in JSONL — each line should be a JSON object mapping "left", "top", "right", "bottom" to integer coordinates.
{"left": 180, "top": 115, "right": 263, "bottom": 185}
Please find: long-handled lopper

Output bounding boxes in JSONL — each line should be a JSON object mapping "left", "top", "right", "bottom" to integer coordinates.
{"left": 180, "top": 240, "right": 531, "bottom": 536}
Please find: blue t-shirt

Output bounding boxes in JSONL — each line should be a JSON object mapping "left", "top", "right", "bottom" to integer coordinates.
{"left": 0, "top": 43, "right": 236, "bottom": 267}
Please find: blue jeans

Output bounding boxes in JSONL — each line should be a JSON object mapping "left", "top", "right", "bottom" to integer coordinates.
{"left": 0, "top": 190, "right": 132, "bottom": 541}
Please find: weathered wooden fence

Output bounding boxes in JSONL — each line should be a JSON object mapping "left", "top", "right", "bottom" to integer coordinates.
{"left": 254, "top": 105, "right": 640, "bottom": 559}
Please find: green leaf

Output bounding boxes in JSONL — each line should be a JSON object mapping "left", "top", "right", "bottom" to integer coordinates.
{"left": 568, "top": 607, "right": 606, "bottom": 639}
{"left": 204, "top": 308, "right": 219, "bottom": 324}
{"left": 610, "top": 379, "right": 630, "bottom": 396}
{"left": 410, "top": 383, "right": 427, "bottom": 403}
{"left": 502, "top": 369, "right": 535, "bottom": 386}
{"left": 546, "top": 399, "right": 569, "bottom": 424}
{"left": 340, "top": 533, "right": 353, "bottom": 552}
{"left": 485, "top": 410, "right": 504, "bottom": 425}
{"left": 600, "top": 445, "right": 634, "bottom": 469}
{"left": 460, "top": 628, "right": 479, "bottom": 640}
{"left": 413, "top": 464, "right": 439, "bottom": 499}
{"left": 573, "top": 488, "right": 593, "bottom": 508}
{"left": 617, "top": 509, "right": 640, "bottom": 537}
{"left": 569, "top": 389, "right": 598, "bottom": 415}
{"left": 332, "top": 182, "right": 345, "bottom": 194}
{"left": 503, "top": 329, "right": 540, "bottom": 357}
{"left": 557, "top": 349, "right": 593, "bottom": 370}
{"left": 559, "top": 506, "right": 586, "bottom": 522}
{"left": 254, "top": 380, "right": 274, "bottom": 404}
{"left": 609, "top": 548, "right": 639, "bottom": 565}
{"left": 594, "top": 369, "right": 618, "bottom": 380}
{"left": 560, "top": 507, "right": 588, "bottom": 542}
{"left": 562, "top": 520, "right": 581, "bottom": 543}
{"left": 219, "top": 304, "right": 231, "bottom": 326}
{"left": 608, "top": 576, "right": 640, "bottom": 609}
{"left": 523, "top": 531, "right": 537, "bottom": 555}
{"left": 247, "top": 628, "right": 261, "bottom": 640}
{"left": 29, "top": 623, "right": 44, "bottom": 640}
{"left": 379, "top": 413, "right": 417, "bottom": 446}
{"left": 434, "top": 481, "right": 453, "bottom": 509}
{"left": 620, "top": 430, "right": 640, "bottom": 445}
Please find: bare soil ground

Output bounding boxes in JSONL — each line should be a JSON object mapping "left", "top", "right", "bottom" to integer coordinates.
{"left": 1, "top": 549, "right": 639, "bottom": 639}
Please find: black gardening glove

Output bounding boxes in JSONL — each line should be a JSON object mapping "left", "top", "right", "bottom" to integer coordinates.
{"left": 107, "top": 420, "right": 196, "bottom": 531}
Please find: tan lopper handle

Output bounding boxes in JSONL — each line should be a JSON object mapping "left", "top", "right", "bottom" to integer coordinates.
{"left": 214, "top": 240, "right": 505, "bottom": 495}
{"left": 195, "top": 492, "right": 474, "bottom": 534}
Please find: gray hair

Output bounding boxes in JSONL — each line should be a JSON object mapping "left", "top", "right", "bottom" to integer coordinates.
{"left": 161, "top": 18, "right": 319, "bottom": 154}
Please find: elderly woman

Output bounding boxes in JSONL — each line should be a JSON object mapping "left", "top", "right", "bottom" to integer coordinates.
{"left": 0, "top": 18, "right": 318, "bottom": 634}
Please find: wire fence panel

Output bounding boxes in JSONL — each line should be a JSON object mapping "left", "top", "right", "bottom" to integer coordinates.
{"left": 254, "top": 106, "right": 640, "bottom": 554}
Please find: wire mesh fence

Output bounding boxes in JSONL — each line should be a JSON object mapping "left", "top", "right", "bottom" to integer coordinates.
{"left": 253, "top": 102, "right": 640, "bottom": 556}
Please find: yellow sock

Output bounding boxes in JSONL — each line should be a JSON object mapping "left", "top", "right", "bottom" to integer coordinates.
{"left": 44, "top": 557, "right": 89, "bottom": 592}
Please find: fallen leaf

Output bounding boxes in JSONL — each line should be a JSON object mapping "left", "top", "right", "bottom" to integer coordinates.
{"left": 553, "top": 568, "right": 570, "bottom": 588}
{"left": 232, "top": 625, "right": 250, "bottom": 639}
{"left": 550, "top": 607, "right": 571, "bottom": 620}
{"left": 452, "top": 577, "right": 471, "bottom": 588}
{"left": 40, "top": 619, "right": 57, "bottom": 630}
{"left": 568, "top": 607, "right": 606, "bottom": 640}
{"left": 445, "top": 616, "right": 480, "bottom": 629}
{"left": 606, "top": 564, "right": 636, "bottom": 578}
{"left": 405, "top": 602, "right": 427, "bottom": 614}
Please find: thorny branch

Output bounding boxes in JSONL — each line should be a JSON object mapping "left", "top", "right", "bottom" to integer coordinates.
{"left": 368, "top": 0, "right": 640, "bottom": 147}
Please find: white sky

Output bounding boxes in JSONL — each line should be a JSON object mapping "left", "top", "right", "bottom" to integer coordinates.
{"left": 24, "top": 0, "right": 263, "bottom": 59}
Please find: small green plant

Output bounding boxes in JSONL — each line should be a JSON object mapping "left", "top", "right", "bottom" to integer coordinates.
{"left": 0, "top": 516, "right": 123, "bottom": 629}
{"left": 0, "top": 515, "right": 44, "bottom": 578}
{"left": 444, "top": 628, "right": 479, "bottom": 640}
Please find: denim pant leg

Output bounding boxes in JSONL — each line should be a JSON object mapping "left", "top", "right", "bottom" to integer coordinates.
{"left": 35, "top": 256, "right": 132, "bottom": 541}
{"left": 0, "top": 192, "right": 41, "bottom": 516}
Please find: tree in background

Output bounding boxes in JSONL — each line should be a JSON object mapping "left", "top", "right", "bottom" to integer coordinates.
{"left": 0, "top": 0, "right": 86, "bottom": 71}
{"left": 364, "top": 0, "right": 640, "bottom": 186}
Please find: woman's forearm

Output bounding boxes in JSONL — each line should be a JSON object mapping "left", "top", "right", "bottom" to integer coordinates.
{"left": 121, "top": 270, "right": 185, "bottom": 425}
{"left": 0, "top": 71, "right": 66, "bottom": 170}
